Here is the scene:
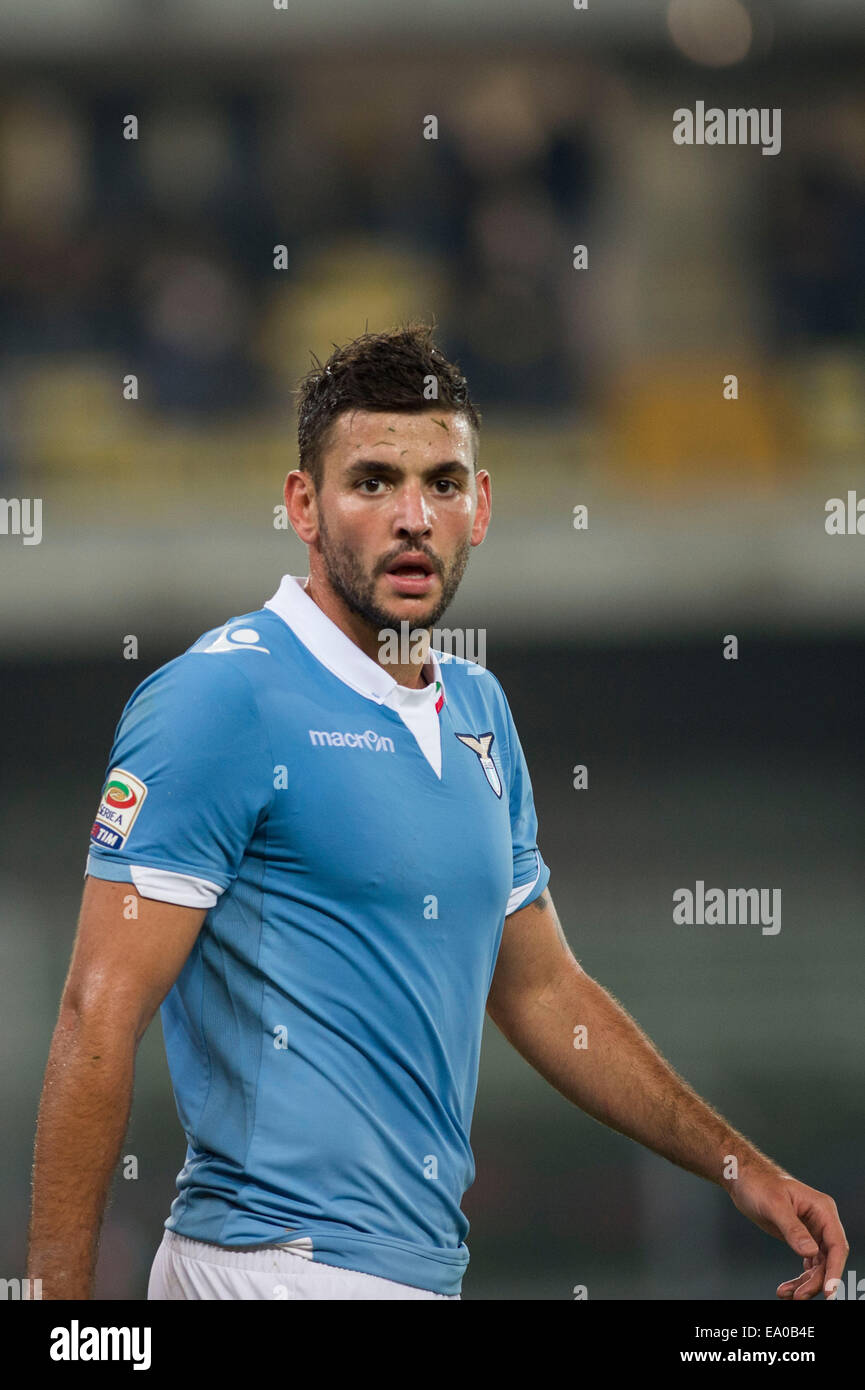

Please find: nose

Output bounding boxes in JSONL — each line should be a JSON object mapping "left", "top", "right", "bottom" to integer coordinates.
{"left": 393, "top": 478, "right": 432, "bottom": 538}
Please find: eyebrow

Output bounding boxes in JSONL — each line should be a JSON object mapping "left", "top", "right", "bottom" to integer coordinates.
{"left": 343, "top": 458, "right": 472, "bottom": 481}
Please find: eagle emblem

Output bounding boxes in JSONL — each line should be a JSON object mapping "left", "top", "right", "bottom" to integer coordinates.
{"left": 454, "top": 731, "right": 503, "bottom": 798}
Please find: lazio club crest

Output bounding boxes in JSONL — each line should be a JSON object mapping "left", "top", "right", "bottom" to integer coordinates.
{"left": 454, "top": 731, "right": 503, "bottom": 798}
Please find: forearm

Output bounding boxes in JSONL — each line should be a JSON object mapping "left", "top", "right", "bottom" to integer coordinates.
{"left": 28, "top": 1007, "right": 136, "bottom": 1299}
{"left": 491, "top": 962, "right": 784, "bottom": 1188}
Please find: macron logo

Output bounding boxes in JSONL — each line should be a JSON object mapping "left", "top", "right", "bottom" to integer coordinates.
{"left": 309, "top": 729, "right": 395, "bottom": 752}
{"left": 203, "top": 624, "right": 270, "bottom": 654}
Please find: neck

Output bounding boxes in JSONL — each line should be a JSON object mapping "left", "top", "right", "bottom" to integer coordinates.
{"left": 303, "top": 575, "right": 432, "bottom": 690}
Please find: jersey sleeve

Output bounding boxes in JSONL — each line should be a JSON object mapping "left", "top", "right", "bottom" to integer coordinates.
{"left": 85, "top": 653, "right": 274, "bottom": 908}
{"left": 489, "top": 674, "right": 551, "bottom": 915}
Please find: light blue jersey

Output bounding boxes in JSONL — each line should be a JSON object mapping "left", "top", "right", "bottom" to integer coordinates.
{"left": 85, "top": 575, "right": 550, "bottom": 1295}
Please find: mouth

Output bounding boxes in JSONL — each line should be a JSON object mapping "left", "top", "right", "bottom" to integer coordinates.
{"left": 382, "top": 553, "right": 438, "bottom": 596}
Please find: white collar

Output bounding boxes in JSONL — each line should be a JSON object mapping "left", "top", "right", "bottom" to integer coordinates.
{"left": 264, "top": 574, "right": 446, "bottom": 709}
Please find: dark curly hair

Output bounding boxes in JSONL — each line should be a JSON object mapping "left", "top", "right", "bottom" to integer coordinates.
{"left": 295, "top": 322, "right": 481, "bottom": 488}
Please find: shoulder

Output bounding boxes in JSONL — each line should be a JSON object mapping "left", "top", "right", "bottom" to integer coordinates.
{"left": 434, "top": 652, "right": 512, "bottom": 722}
{"left": 122, "top": 607, "right": 286, "bottom": 726}
{"left": 185, "top": 607, "right": 284, "bottom": 666}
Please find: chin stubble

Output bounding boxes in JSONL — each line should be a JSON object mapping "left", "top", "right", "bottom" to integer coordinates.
{"left": 318, "top": 515, "right": 471, "bottom": 632}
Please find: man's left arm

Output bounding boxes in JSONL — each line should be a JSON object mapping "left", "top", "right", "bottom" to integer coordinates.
{"left": 487, "top": 885, "right": 848, "bottom": 1301}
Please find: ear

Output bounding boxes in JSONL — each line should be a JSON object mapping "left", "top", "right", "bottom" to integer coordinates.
{"left": 284, "top": 470, "right": 319, "bottom": 545}
{"left": 470, "top": 469, "right": 492, "bottom": 546}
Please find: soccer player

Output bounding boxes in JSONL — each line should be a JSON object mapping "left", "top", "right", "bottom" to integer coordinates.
{"left": 28, "top": 325, "right": 847, "bottom": 1300}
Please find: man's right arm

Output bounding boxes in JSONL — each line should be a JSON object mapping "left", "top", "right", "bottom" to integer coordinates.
{"left": 27, "top": 876, "right": 206, "bottom": 1300}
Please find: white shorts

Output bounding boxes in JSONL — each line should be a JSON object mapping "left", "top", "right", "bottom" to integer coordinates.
{"left": 147, "top": 1230, "right": 461, "bottom": 1301}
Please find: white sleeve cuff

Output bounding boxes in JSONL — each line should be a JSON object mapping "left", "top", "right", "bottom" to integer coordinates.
{"left": 506, "top": 852, "right": 541, "bottom": 915}
{"left": 130, "top": 865, "right": 224, "bottom": 908}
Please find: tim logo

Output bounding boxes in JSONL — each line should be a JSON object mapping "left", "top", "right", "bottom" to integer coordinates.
{"left": 309, "top": 729, "right": 395, "bottom": 752}
{"left": 455, "top": 732, "right": 503, "bottom": 798}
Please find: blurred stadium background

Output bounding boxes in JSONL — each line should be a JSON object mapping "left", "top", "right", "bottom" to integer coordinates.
{"left": 1, "top": 0, "right": 863, "bottom": 1299}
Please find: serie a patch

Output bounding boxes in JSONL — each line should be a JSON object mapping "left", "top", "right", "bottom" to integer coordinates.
{"left": 90, "top": 768, "right": 148, "bottom": 850}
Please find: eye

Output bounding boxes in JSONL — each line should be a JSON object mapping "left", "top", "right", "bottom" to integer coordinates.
{"left": 357, "top": 478, "right": 388, "bottom": 494}
{"left": 433, "top": 478, "right": 460, "bottom": 494}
